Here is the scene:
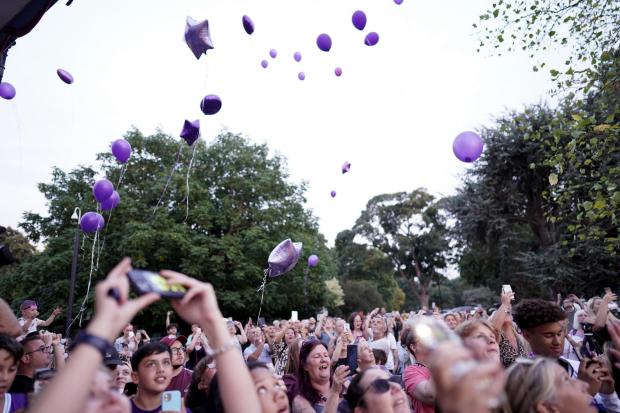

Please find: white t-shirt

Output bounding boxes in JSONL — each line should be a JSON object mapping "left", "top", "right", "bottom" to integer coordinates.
{"left": 17, "top": 317, "right": 42, "bottom": 341}
{"left": 243, "top": 343, "right": 273, "bottom": 367}
{"left": 370, "top": 336, "right": 395, "bottom": 371}
{"left": 114, "top": 336, "right": 137, "bottom": 353}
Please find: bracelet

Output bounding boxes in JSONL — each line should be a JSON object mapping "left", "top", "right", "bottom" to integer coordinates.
{"left": 73, "top": 331, "right": 112, "bottom": 359}
{"left": 206, "top": 338, "right": 237, "bottom": 357}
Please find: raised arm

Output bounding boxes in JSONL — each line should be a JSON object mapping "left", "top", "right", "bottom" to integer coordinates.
{"left": 0, "top": 298, "right": 21, "bottom": 337}
{"left": 236, "top": 321, "right": 248, "bottom": 345}
{"left": 38, "top": 306, "right": 62, "bottom": 328}
{"left": 314, "top": 315, "right": 324, "bottom": 339}
{"left": 593, "top": 292, "right": 617, "bottom": 332}
{"left": 365, "top": 308, "right": 378, "bottom": 339}
{"left": 166, "top": 310, "right": 172, "bottom": 328}
{"left": 488, "top": 291, "right": 513, "bottom": 331}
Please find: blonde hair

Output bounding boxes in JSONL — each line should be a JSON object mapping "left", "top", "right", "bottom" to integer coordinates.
{"left": 455, "top": 319, "right": 500, "bottom": 342}
{"left": 505, "top": 358, "right": 557, "bottom": 413}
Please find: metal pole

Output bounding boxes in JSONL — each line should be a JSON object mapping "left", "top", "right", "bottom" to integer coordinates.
{"left": 65, "top": 227, "right": 80, "bottom": 339}
{"left": 304, "top": 266, "right": 308, "bottom": 317}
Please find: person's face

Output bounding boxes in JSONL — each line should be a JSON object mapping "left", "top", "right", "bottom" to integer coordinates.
{"left": 284, "top": 328, "right": 297, "bottom": 346}
{"left": 542, "top": 364, "right": 596, "bottom": 413}
{"left": 84, "top": 369, "right": 131, "bottom": 413}
{"left": 252, "top": 328, "right": 264, "bottom": 344}
{"left": 335, "top": 320, "right": 345, "bottom": 335}
{"left": 357, "top": 368, "right": 409, "bottom": 413}
{"left": 304, "top": 345, "right": 330, "bottom": 382}
{"left": 24, "top": 338, "right": 52, "bottom": 369}
{"left": 592, "top": 299, "right": 602, "bottom": 314}
{"left": 371, "top": 317, "right": 386, "bottom": 338}
{"left": 0, "top": 349, "right": 18, "bottom": 395}
{"left": 22, "top": 306, "right": 38, "bottom": 319}
{"left": 122, "top": 325, "right": 133, "bottom": 337}
{"left": 250, "top": 367, "right": 290, "bottom": 413}
{"left": 563, "top": 300, "right": 574, "bottom": 311}
{"left": 308, "top": 318, "right": 316, "bottom": 328}
{"left": 131, "top": 352, "right": 173, "bottom": 393}
{"left": 523, "top": 321, "right": 565, "bottom": 358}
{"left": 192, "top": 324, "right": 199, "bottom": 333}
{"left": 354, "top": 315, "right": 362, "bottom": 329}
{"left": 168, "top": 326, "right": 177, "bottom": 335}
{"left": 462, "top": 325, "right": 500, "bottom": 364}
{"left": 266, "top": 326, "right": 276, "bottom": 338}
{"left": 444, "top": 315, "right": 458, "bottom": 330}
{"left": 169, "top": 341, "right": 186, "bottom": 367}
{"left": 577, "top": 313, "right": 587, "bottom": 324}
{"left": 358, "top": 341, "right": 375, "bottom": 366}
{"left": 115, "top": 364, "right": 132, "bottom": 390}
{"left": 325, "top": 318, "right": 335, "bottom": 330}
{"left": 227, "top": 323, "right": 236, "bottom": 335}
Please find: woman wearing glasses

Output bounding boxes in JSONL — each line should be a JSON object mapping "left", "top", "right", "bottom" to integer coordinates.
{"left": 344, "top": 367, "right": 411, "bottom": 413}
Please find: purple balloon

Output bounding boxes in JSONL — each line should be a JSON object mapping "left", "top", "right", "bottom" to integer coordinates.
{"left": 308, "top": 254, "right": 319, "bottom": 268}
{"left": 394, "top": 0, "right": 404, "bottom": 4}
{"left": 200, "top": 94, "right": 222, "bottom": 115}
{"left": 330, "top": 190, "right": 336, "bottom": 198}
{"left": 185, "top": 16, "right": 214, "bottom": 60}
{"left": 268, "top": 239, "right": 303, "bottom": 277}
{"left": 269, "top": 49, "right": 277, "bottom": 58}
{"left": 316, "top": 33, "right": 332, "bottom": 52}
{"left": 242, "top": 15, "right": 254, "bottom": 35}
{"left": 335, "top": 67, "right": 343, "bottom": 77}
{"left": 294, "top": 51, "right": 302, "bottom": 62}
{"left": 180, "top": 119, "right": 201, "bottom": 146}
{"left": 341, "top": 161, "right": 351, "bottom": 174}
{"left": 453, "top": 131, "right": 484, "bottom": 163}
{"left": 0, "top": 82, "right": 16, "bottom": 100}
{"left": 352, "top": 10, "right": 367, "bottom": 31}
{"left": 111, "top": 139, "right": 132, "bottom": 163}
{"left": 93, "top": 179, "right": 114, "bottom": 203}
{"left": 101, "top": 191, "right": 120, "bottom": 211}
{"left": 298, "top": 72, "right": 305, "bottom": 81}
{"left": 364, "top": 32, "right": 379, "bottom": 46}
{"left": 56, "top": 69, "right": 74, "bottom": 84}
{"left": 261, "top": 59, "right": 269, "bottom": 68}
{"left": 80, "top": 212, "right": 105, "bottom": 233}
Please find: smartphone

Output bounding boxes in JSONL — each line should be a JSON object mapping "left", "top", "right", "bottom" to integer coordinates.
{"left": 128, "top": 270, "right": 187, "bottom": 298}
{"left": 431, "top": 302, "right": 436, "bottom": 310}
{"left": 162, "top": 390, "right": 182, "bottom": 412}
{"left": 258, "top": 317, "right": 266, "bottom": 328}
{"left": 502, "top": 284, "right": 513, "bottom": 295}
{"left": 346, "top": 344, "right": 358, "bottom": 373}
{"left": 291, "top": 311, "right": 298, "bottom": 321}
{"left": 345, "top": 323, "right": 351, "bottom": 333}
{"left": 34, "top": 368, "right": 56, "bottom": 394}
{"left": 128, "top": 331, "right": 135, "bottom": 338}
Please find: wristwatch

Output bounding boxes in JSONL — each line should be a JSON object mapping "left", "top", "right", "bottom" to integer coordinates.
{"left": 73, "top": 331, "right": 112, "bottom": 359}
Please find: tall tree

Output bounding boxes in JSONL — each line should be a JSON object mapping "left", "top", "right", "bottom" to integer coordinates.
{"left": 352, "top": 189, "right": 450, "bottom": 308}
{"left": 1, "top": 130, "right": 335, "bottom": 334}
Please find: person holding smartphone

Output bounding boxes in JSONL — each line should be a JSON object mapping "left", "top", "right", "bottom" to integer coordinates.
{"left": 488, "top": 286, "right": 527, "bottom": 368}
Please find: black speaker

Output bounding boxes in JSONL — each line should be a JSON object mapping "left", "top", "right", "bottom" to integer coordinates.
{"left": 0, "top": 244, "right": 15, "bottom": 267}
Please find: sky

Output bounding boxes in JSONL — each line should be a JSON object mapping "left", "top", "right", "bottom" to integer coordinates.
{"left": 0, "top": 0, "right": 564, "bottom": 247}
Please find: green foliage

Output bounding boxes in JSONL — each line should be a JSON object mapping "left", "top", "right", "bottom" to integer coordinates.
{"left": 0, "top": 227, "right": 36, "bottom": 276}
{"left": 0, "top": 130, "right": 334, "bottom": 334}
{"left": 475, "top": 0, "right": 619, "bottom": 93}
{"left": 351, "top": 189, "right": 451, "bottom": 308}
{"left": 341, "top": 279, "right": 386, "bottom": 313}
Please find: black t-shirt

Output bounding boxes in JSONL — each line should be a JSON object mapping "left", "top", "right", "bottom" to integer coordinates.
{"left": 9, "top": 374, "right": 33, "bottom": 393}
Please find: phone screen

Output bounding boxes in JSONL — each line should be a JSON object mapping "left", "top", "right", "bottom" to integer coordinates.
{"left": 347, "top": 344, "right": 358, "bottom": 373}
{"left": 162, "top": 390, "right": 182, "bottom": 412}
{"left": 128, "top": 270, "right": 187, "bottom": 298}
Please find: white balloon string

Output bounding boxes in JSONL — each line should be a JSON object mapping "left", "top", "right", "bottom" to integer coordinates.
{"left": 68, "top": 228, "right": 98, "bottom": 330}
{"left": 151, "top": 143, "right": 183, "bottom": 219}
{"left": 256, "top": 269, "right": 269, "bottom": 321}
{"left": 184, "top": 143, "right": 198, "bottom": 223}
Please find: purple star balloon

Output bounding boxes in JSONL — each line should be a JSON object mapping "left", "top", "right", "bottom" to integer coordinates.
{"left": 341, "top": 162, "right": 351, "bottom": 174}
{"left": 268, "top": 239, "right": 303, "bottom": 277}
{"left": 242, "top": 15, "right": 254, "bottom": 35}
{"left": 261, "top": 59, "right": 269, "bottom": 68}
{"left": 317, "top": 33, "right": 332, "bottom": 52}
{"left": 200, "top": 94, "right": 222, "bottom": 115}
{"left": 298, "top": 72, "right": 306, "bottom": 81}
{"left": 111, "top": 139, "right": 132, "bottom": 163}
{"left": 294, "top": 51, "right": 302, "bottom": 62}
{"left": 453, "top": 131, "right": 484, "bottom": 163}
{"left": 57, "top": 69, "right": 74, "bottom": 84}
{"left": 184, "top": 16, "right": 214, "bottom": 60}
{"left": 330, "top": 190, "right": 337, "bottom": 198}
{"left": 365, "top": 32, "right": 379, "bottom": 46}
{"left": 180, "top": 119, "right": 201, "bottom": 146}
{"left": 0, "top": 82, "right": 16, "bottom": 100}
{"left": 269, "top": 49, "right": 277, "bottom": 58}
{"left": 352, "top": 10, "right": 367, "bottom": 31}
{"left": 335, "top": 67, "right": 343, "bottom": 77}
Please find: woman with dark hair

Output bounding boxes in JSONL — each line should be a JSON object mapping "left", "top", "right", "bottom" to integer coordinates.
{"left": 349, "top": 313, "right": 365, "bottom": 342}
{"left": 283, "top": 337, "right": 304, "bottom": 407}
{"left": 186, "top": 357, "right": 217, "bottom": 413}
{"left": 247, "top": 362, "right": 290, "bottom": 413}
{"left": 292, "top": 340, "right": 346, "bottom": 413}
{"left": 345, "top": 366, "right": 411, "bottom": 413}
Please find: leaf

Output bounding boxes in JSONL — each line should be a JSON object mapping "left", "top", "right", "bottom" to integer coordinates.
{"left": 548, "top": 173, "right": 558, "bottom": 186}
{"left": 583, "top": 201, "right": 593, "bottom": 211}
{"left": 550, "top": 69, "right": 559, "bottom": 77}
{"left": 594, "top": 199, "right": 606, "bottom": 210}
{"left": 571, "top": 114, "right": 583, "bottom": 122}
{"left": 493, "top": 9, "right": 499, "bottom": 17}
{"left": 593, "top": 124, "right": 612, "bottom": 133}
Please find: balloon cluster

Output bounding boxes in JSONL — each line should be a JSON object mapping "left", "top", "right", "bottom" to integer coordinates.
{"left": 79, "top": 139, "right": 132, "bottom": 232}
{"left": 0, "top": 68, "right": 74, "bottom": 101}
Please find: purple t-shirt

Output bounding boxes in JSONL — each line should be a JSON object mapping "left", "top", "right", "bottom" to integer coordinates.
{"left": 4, "top": 393, "right": 28, "bottom": 412}
{"left": 130, "top": 399, "right": 191, "bottom": 413}
{"left": 166, "top": 368, "right": 193, "bottom": 398}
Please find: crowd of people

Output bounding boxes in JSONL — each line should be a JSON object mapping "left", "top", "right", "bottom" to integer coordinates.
{"left": 0, "top": 257, "right": 620, "bottom": 413}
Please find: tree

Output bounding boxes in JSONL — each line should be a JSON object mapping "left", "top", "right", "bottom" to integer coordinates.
{"left": 352, "top": 189, "right": 450, "bottom": 308}
{"left": 475, "top": 0, "right": 620, "bottom": 93}
{"left": 0, "top": 227, "right": 36, "bottom": 275}
{"left": 0, "top": 129, "right": 334, "bottom": 334}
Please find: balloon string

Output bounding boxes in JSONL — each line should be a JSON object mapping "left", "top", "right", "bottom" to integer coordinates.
{"left": 184, "top": 143, "right": 198, "bottom": 223}
{"left": 67, "top": 228, "right": 98, "bottom": 330}
{"left": 256, "top": 269, "right": 269, "bottom": 321}
{"left": 151, "top": 144, "right": 183, "bottom": 219}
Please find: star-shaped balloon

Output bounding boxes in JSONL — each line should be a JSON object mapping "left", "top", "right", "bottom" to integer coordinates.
{"left": 180, "top": 119, "right": 200, "bottom": 146}
{"left": 267, "top": 239, "right": 303, "bottom": 278}
{"left": 342, "top": 161, "right": 351, "bottom": 174}
{"left": 184, "top": 16, "right": 214, "bottom": 60}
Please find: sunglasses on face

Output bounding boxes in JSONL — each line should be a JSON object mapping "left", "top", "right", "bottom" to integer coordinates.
{"left": 358, "top": 376, "right": 401, "bottom": 406}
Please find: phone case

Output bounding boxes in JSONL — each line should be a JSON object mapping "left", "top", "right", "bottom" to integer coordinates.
{"left": 162, "top": 390, "right": 182, "bottom": 412}
{"left": 128, "top": 270, "right": 187, "bottom": 298}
